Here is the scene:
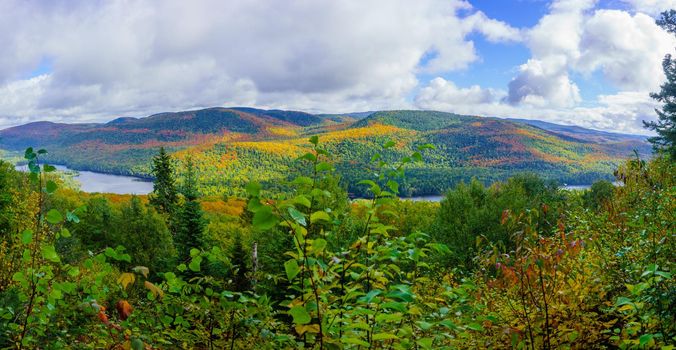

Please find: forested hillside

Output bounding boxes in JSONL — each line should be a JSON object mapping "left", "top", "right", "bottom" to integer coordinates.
{"left": 0, "top": 108, "right": 651, "bottom": 196}
{"left": 0, "top": 140, "right": 672, "bottom": 349}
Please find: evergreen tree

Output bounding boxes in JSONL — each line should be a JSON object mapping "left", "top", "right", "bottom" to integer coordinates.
{"left": 646, "top": 10, "right": 676, "bottom": 158}
{"left": 230, "top": 233, "right": 251, "bottom": 292}
{"left": 149, "top": 147, "right": 178, "bottom": 215}
{"left": 175, "top": 156, "right": 206, "bottom": 262}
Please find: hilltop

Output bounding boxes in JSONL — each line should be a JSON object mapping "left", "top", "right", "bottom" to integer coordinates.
{"left": 0, "top": 108, "right": 650, "bottom": 195}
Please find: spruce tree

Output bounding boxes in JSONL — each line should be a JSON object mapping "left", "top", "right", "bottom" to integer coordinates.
{"left": 149, "top": 147, "right": 178, "bottom": 214}
{"left": 646, "top": 10, "right": 676, "bottom": 158}
{"left": 175, "top": 156, "right": 206, "bottom": 262}
{"left": 230, "top": 233, "right": 251, "bottom": 292}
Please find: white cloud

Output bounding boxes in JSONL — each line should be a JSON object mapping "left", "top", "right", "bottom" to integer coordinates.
{"left": 622, "top": 0, "right": 676, "bottom": 15}
{"left": 506, "top": 58, "right": 582, "bottom": 107}
{"left": 462, "top": 11, "right": 522, "bottom": 43}
{"left": 506, "top": 0, "right": 591, "bottom": 107}
{"left": 0, "top": 0, "right": 520, "bottom": 128}
{"left": 415, "top": 77, "right": 503, "bottom": 110}
{"left": 415, "top": 78, "right": 658, "bottom": 135}
{"left": 502, "top": 0, "right": 674, "bottom": 133}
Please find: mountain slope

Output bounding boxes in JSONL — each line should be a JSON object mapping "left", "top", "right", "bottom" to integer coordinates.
{"left": 0, "top": 108, "right": 652, "bottom": 195}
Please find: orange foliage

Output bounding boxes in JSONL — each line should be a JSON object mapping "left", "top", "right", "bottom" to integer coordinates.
{"left": 201, "top": 197, "right": 246, "bottom": 217}
{"left": 116, "top": 300, "right": 133, "bottom": 321}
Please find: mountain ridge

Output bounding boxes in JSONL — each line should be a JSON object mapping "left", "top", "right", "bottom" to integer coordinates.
{"left": 0, "top": 107, "right": 652, "bottom": 196}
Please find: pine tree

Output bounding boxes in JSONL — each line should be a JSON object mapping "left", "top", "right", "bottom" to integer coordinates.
{"left": 149, "top": 147, "right": 178, "bottom": 214}
{"left": 175, "top": 156, "right": 206, "bottom": 262}
{"left": 646, "top": 10, "right": 676, "bottom": 158}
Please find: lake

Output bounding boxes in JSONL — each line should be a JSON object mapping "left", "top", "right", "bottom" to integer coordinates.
{"left": 14, "top": 164, "right": 597, "bottom": 198}
{"left": 15, "top": 164, "right": 153, "bottom": 195}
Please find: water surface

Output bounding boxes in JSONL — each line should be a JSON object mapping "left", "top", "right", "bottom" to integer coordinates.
{"left": 16, "top": 164, "right": 153, "bottom": 195}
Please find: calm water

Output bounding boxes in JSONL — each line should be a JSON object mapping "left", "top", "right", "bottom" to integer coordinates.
{"left": 16, "top": 164, "right": 153, "bottom": 195}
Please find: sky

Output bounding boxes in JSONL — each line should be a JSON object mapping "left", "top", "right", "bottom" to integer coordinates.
{"left": 0, "top": 0, "right": 675, "bottom": 135}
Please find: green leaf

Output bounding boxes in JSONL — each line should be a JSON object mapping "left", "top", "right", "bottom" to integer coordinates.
{"left": 284, "top": 259, "right": 300, "bottom": 280}
{"left": 310, "top": 211, "right": 331, "bottom": 223}
{"left": 309, "top": 135, "right": 319, "bottom": 145}
{"left": 287, "top": 207, "right": 306, "bottom": 226}
{"left": 45, "top": 209, "right": 63, "bottom": 224}
{"left": 294, "top": 195, "right": 311, "bottom": 208}
{"left": 66, "top": 211, "right": 80, "bottom": 223}
{"left": 41, "top": 245, "right": 61, "bottom": 263}
{"left": 37, "top": 148, "right": 47, "bottom": 155}
{"left": 359, "top": 289, "right": 382, "bottom": 304}
{"left": 289, "top": 305, "right": 311, "bottom": 324}
{"left": 639, "top": 334, "right": 653, "bottom": 346}
{"left": 373, "top": 333, "right": 398, "bottom": 341}
{"left": 311, "top": 238, "right": 327, "bottom": 252}
{"left": 615, "top": 296, "right": 633, "bottom": 307}
{"left": 383, "top": 140, "right": 396, "bottom": 148}
{"left": 67, "top": 267, "right": 80, "bottom": 277}
{"left": 386, "top": 285, "right": 413, "bottom": 302}
{"left": 24, "top": 147, "right": 35, "bottom": 160}
{"left": 43, "top": 164, "right": 56, "bottom": 173}
{"left": 466, "top": 323, "right": 483, "bottom": 331}
{"left": 21, "top": 230, "right": 33, "bottom": 244}
{"left": 60, "top": 228, "right": 71, "bottom": 238}
{"left": 252, "top": 206, "right": 277, "bottom": 230}
{"left": 297, "top": 152, "right": 317, "bottom": 162}
{"left": 46, "top": 180, "right": 58, "bottom": 193}
{"left": 381, "top": 301, "right": 407, "bottom": 313}
{"left": 315, "top": 162, "right": 333, "bottom": 172}
{"left": 292, "top": 176, "right": 313, "bottom": 186}
{"left": 189, "top": 256, "right": 202, "bottom": 272}
{"left": 12, "top": 272, "right": 26, "bottom": 283}
{"left": 245, "top": 182, "right": 261, "bottom": 197}
{"left": 416, "top": 321, "right": 434, "bottom": 331}
{"left": 386, "top": 180, "right": 399, "bottom": 194}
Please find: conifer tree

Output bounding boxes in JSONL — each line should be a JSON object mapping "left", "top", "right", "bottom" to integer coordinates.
{"left": 149, "top": 147, "right": 178, "bottom": 214}
{"left": 175, "top": 156, "right": 206, "bottom": 262}
{"left": 646, "top": 10, "right": 676, "bottom": 158}
{"left": 230, "top": 233, "right": 251, "bottom": 292}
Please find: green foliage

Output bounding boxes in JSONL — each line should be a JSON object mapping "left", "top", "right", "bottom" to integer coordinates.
{"left": 430, "top": 174, "right": 563, "bottom": 271}
{"left": 149, "top": 147, "right": 178, "bottom": 215}
{"left": 0, "top": 143, "right": 673, "bottom": 349}
{"left": 582, "top": 179, "right": 615, "bottom": 210}
{"left": 174, "top": 156, "right": 206, "bottom": 262}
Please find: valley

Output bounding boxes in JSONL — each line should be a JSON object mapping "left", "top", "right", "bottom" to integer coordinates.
{"left": 0, "top": 108, "right": 651, "bottom": 197}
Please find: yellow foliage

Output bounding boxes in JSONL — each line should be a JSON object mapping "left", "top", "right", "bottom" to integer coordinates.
{"left": 231, "top": 141, "right": 304, "bottom": 156}
{"left": 266, "top": 127, "right": 299, "bottom": 138}
{"left": 317, "top": 123, "right": 415, "bottom": 143}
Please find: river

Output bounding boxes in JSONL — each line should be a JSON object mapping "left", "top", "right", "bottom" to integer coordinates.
{"left": 15, "top": 164, "right": 153, "bottom": 195}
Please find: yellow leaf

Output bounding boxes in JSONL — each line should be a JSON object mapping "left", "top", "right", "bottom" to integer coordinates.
{"left": 144, "top": 281, "right": 164, "bottom": 298}
{"left": 295, "top": 324, "right": 320, "bottom": 335}
{"left": 618, "top": 304, "right": 634, "bottom": 312}
{"left": 117, "top": 273, "right": 135, "bottom": 290}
